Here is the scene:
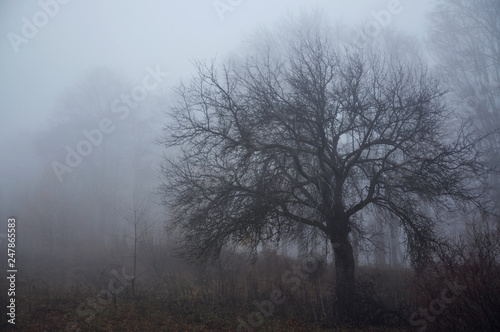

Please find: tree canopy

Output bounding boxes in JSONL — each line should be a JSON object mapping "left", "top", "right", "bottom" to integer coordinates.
{"left": 160, "top": 17, "right": 490, "bottom": 314}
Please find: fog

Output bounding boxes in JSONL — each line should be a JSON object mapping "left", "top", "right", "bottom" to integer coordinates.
{"left": 0, "top": 0, "right": 433, "bottom": 222}
{"left": 1, "top": 1, "right": 498, "bottom": 331}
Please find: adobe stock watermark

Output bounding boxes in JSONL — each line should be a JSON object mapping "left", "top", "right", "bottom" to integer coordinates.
{"left": 51, "top": 64, "right": 169, "bottom": 182}
{"left": 408, "top": 278, "right": 467, "bottom": 332}
{"left": 236, "top": 256, "right": 319, "bottom": 331}
{"left": 65, "top": 266, "right": 133, "bottom": 331}
{"left": 354, "top": 0, "right": 404, "bottom": 45}
{"left": 7, "top": 0, "right": 73, "bottom": 54}
{"left": 213, "top": 0, "right": 243, "bottom": 21}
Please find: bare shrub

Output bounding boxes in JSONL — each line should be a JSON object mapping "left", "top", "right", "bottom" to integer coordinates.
{"left": 411, "top": 224, "right": 500, "bottom": 331}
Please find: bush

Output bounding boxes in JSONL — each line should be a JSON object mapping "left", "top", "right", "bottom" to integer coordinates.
{"left": 410, "top": 224, "right": 500, "bottom": 331}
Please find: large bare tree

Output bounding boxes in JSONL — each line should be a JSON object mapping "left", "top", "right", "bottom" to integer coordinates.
{"left": 160, "top": 18, "right": 488, "bottom": 317}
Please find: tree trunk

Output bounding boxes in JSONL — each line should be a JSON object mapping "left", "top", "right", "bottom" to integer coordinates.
{"left": 331, "top": 231, "right": 356, "bottom": 319}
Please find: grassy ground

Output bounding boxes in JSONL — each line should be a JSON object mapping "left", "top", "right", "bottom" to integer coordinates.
{"left": 2, "top": 293, "right": 412, "bottom": 331}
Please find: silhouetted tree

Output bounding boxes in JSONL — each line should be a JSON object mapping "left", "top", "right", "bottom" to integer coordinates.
{"left": 160, "top": 16, "right": 489, "bottom": 319}
{"left": 118, "top": 199, "right": 151, "bottom": 297}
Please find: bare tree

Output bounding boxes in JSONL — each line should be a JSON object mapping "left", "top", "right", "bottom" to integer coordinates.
{"left": 118, "top": 199, "right": 152, "bottom": 297}
{"left": 35, "top": 66, "right": 163, "bottom": 251}
{"left": 160, "top": 17, "right": 488, "bottom": 318}
{"left": 429, "top": 0, "right": 500, "bottom": 215}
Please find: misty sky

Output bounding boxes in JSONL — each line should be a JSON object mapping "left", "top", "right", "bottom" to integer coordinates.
{"left": 0, "top": 0, "right": 433, "bottom": 191}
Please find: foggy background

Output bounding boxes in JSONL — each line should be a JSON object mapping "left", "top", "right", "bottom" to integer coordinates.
{"left": 2, "top": 1, "right": 498, "bottom": 331}
{"left": 0, "top": 0, "right": 434, "bottom": 259}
